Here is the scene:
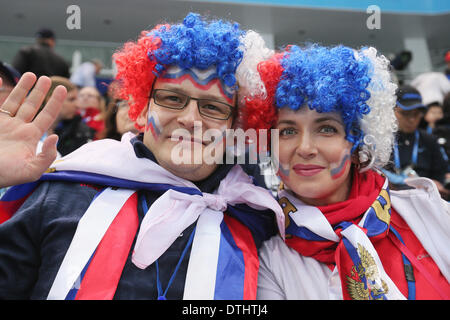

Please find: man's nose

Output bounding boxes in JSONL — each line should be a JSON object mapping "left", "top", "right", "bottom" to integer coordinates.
{"left": 177, "top": 99, "right": 202, "bottom": 130}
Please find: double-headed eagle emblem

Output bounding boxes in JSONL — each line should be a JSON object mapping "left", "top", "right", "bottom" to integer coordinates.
{"left": 346, "top": 243, "right": 389, "bottom": 300}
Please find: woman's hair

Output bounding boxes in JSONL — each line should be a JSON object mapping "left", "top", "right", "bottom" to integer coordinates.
{"left": 97, "top": 98, "right": 122, "bottom": 141}
{"left": 113, "top": 12, "right": 272, "bottom": 130}
{"left": 244, "top": 44, "right": 398, "bottom": 170}
{"left": 44, "top": 76, "right": 77, "bottom": 105}
{"left": 37, "top": 76, "right": 77, "bottom": 117}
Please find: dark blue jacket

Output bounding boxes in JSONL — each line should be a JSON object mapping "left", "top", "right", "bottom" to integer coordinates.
{"left": 0, "top": 137, "right": 277, "bottom": 299}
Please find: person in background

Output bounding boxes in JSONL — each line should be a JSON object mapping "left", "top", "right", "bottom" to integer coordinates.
{"left": 411, "top": 71, "right": 450, "bottom": 108}
{"left": 12, "top": 28, "right": 70, "bottom": 78}
{"left": 382, "top": 85, "right": 448, "bottom": 199}
{"left": 76, "top": 86, "right": 105, "bottom": 137}
{"left": 243, "top": 44, "right": 450, "bottom": 300}
{"left": 433, "top": 92, "right": 450, "bottom": 180}
{"left": 98, "top": 98, "right": 138, "bottom": 140}
{"left": 43, "top": 77, "right": 95, "bottom": 157}
{"left": 70, "top": 59, "right": 103, "bottom": 88}
{"left": 0, "top": 62, "right": 21, "bottom": 106}
{"left": 420, "top": 102, "right": 444, "bottom": 134}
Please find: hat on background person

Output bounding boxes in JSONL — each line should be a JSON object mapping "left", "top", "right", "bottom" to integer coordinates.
{"left": 36, "top": 28, "right": 55, "bottom": 39}
{"left": 0, "top": 61, "right": 21, "bottom": 86}
{"left": 395, "top": 85, "right": 427, "bottom": 111}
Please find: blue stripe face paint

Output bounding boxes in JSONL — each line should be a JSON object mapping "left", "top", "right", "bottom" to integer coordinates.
{"left": 147, "top": 110, "right": 162, "bottom": 140}
{"left": 330, "top": 151, "right": 351, "bottom": 180}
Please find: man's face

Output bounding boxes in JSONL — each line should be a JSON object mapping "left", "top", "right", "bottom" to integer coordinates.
{"left": 394, "top": 107, "right": 424, "bottom": 133}
{"left": 136, "top": 67, "right": 235, "bottom": 181}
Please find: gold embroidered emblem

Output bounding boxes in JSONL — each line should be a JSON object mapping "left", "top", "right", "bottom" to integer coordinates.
{"left": 346, "top": 243, "right": 389, "bottom": 300}
{"left": 278, "top": 196, "right": 297, "bottom": 238}
{"left": 371, "top": 189, "right": 391, "bottom": 225}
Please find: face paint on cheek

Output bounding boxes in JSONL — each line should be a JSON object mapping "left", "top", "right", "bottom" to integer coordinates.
{"left": 161, "top": 66, "right": 235, "bottom": 104}
{"left": 146, "top": 110, "right": 162, "bottom": 140}
{"left": 330, "top": 150, "right": 351, "bottom": 180}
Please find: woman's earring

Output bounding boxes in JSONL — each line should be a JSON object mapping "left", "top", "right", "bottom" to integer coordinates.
{"left": 357, "top": 149, "right": 374, "bottom": 173}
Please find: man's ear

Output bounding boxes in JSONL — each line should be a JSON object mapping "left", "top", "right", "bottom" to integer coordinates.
{"left": 136, "top": 103, "right": 149, "bottom": 129}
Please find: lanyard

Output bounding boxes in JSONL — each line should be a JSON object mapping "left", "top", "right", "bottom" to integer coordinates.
{"left": 393, "top": 130, "right": 419, "bottom": 169}
{"left": 389, "top": 225, "right": 450, "bottom": 300}
{"left": 389, "top": 226, "right": 415, "bottom": 300}
{"left": 141, "top": 195, "right": 195, "bottom": 300}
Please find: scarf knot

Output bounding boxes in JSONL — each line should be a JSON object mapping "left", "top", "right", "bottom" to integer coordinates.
{"left": 202, "top": 193, "right": 227, "bottom": 211}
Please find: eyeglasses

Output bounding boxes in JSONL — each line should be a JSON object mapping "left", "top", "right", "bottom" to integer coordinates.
{"left": 152, "top": 89, "right": 235, "bottom": 120}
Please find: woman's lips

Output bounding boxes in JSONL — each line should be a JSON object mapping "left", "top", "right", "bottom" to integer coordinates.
{"left": 292, "top": 164, "right": 325, "bottom": 176}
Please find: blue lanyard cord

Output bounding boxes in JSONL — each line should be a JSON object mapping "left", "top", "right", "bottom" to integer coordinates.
{"left": 156, "top": 227, "right": 195, "bottom": 300}
{"left": 140, "top": 194, "right": 196, "bottom": 300}
{"left": 389, "top": 225, "right": 416, "bottom": 300}
{"left": 393, "top": 130, "right": 419, "bottom": 169}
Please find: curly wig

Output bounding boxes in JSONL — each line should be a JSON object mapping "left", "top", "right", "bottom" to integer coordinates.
{"left": 113, "top": 12, "right": 272, "bottom": 129}
{"left": 244, "top": 44, "right": 398, "bottom": 170}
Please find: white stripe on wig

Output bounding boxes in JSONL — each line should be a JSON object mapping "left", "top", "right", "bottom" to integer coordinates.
{"left": 357, "top": 47, "right": 398, "bottom": 171}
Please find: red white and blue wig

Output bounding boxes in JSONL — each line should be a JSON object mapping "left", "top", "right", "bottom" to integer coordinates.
{"left": 113, "top": 12, "right": 272, "bottom": 129}
{"left": 244, "top": 44, "right": 398, "bottom": 170}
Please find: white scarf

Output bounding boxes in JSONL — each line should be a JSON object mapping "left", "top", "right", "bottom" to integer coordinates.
{"left": 47, "top": 132, "right": 284, "bottom": 299}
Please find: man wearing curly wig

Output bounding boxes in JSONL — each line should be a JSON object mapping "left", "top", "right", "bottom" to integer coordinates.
{"left": 0, "top": 13, "right": 284, "bottom": 300}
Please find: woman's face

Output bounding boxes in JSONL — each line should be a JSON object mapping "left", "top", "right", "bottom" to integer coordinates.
{"left": 59, "top": 88, "right": 78, "bottom": 120}
{"left": 115, "top": 100, "right": 138, "bottom": 135}
{"left": 276, "top": 106, "right": 354, "bottom": 206}
{"left": 77, "top": 87, "right": 100, "bottom": 110}
{"left": 424, "top": 105, "right": 443, "bottom": 125}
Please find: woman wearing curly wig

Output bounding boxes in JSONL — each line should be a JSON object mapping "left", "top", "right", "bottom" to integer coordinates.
{"left": 243, "top": 45, "right": 450, "bottom": 300}
{"left": 0, "top": 13, "right": 284, "bottom": 300}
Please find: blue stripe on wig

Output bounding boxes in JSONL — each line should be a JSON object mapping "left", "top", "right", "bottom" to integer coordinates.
{"left": 276, "top": 45, "right": 373, "bottom": 151}
{"left": 146, "top": 13, "right": 245, "bottom": 89}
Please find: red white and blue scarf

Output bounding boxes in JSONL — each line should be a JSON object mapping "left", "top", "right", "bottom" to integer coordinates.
{"left": 279, "top": 169, "right": 406, "bottom": 299}
{"left": 1, "top": 133, "right": 284, "bottom": 300}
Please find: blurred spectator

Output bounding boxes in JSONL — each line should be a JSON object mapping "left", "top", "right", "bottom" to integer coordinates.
{"left": 390, "top": 50, "right": 412, "bottom": 71}
{"left": 411, "top": 71, "right": 450, "bottom": 106}
{"left": 444, "top": 50, "right": 450, "bottom": 80}
{"left": 70, "top": 59, "right": 103, "bottom": 88}
{"left": 12, "top": 28, "right": 70, "bottom": 78}
{"left": 43, "top": 77, "right": 95, "bottom": 156}
{"left": 433, "top": 92, "right": 450, "bottom": 165}
{"left": 420, "top": 102, "right": 444, "bottom": 134}
{"left": 98, "top": 99, "right": 138, "bottom": 140}
{"left": 0, "top": 61, "right": 20, "bottom": 105}
{"left": 383, "top": 85, "right": 449, "bottom": 198}
{"left": 105, "top": 79, "right": 120, "bottom": 106}
{"left": 76, "top": 86, "right": 105, "bottom": 137}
